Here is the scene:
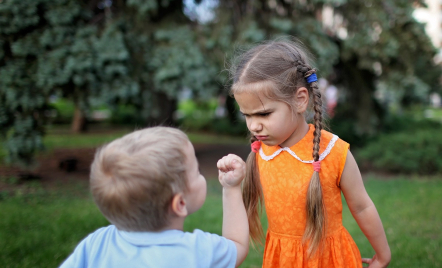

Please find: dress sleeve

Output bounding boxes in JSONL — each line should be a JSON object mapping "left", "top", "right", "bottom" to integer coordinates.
{"left": 336, "top": 139, "right": 350, "bottom": 187}
{"left": 194, "top": 230, "right": 237, "bottom": 268}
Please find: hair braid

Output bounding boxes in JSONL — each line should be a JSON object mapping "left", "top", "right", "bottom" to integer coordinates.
{"left": 242, "top": 135, "right": 264, "bottom": 246}
{"left": 296, "top": 64, "right": 326, "bottom": 257}
{"left": 306, "top": 68, "right": 322, "bottom": 160}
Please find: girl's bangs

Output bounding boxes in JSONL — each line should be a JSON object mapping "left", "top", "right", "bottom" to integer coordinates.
{"left": 231, "top": 80, "right": 277, "bottom": 99}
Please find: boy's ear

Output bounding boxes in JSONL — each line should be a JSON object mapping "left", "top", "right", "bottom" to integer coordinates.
{"left": 171, "top": 193, "right": 188, "bottom": 217}
{"left": 295, "top": 87, "right": 309, "bottom": 113}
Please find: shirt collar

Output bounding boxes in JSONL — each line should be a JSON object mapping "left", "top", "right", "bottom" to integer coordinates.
{"left": 118, "top": 229, "right": 185, "bottom": 246}
{"left": 261, "top": 124, "right": 314, "bottom": 156}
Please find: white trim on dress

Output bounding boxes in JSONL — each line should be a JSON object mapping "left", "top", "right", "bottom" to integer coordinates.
{"left": 259, "top": 135, "right": 339, "bottom": 163}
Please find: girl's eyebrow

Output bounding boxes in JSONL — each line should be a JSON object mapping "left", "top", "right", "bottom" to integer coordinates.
{"left": 240, "top": 109, "right": 272, "bottom": 116}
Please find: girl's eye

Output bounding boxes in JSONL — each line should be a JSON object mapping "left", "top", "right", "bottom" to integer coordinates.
{"left": 259, "top": 113, "right": 271, "bottom": 117}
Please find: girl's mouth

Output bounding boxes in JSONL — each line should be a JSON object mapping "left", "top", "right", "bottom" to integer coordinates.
{"left": 255, "top": 135, "right": 268, "bottom": 141}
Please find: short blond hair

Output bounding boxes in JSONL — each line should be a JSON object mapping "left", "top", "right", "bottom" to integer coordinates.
{"left": 90, "top": 126, "right": 189, "bottom": 231}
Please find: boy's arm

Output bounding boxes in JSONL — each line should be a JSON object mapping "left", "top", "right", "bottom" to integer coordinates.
{"left": 217, "top": 154, "right": 249, "bottom": 268}
{"left": 340, "top": 150, "right": 391, "bottom": 268}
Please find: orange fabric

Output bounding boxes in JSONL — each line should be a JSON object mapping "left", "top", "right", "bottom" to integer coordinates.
{"left": 257, "top": 124, "right": 362, "bottom": 268}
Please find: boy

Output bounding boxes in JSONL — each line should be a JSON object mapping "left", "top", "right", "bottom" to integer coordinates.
{"left": 60, "top": 127, "right": 249, "bottom": 268}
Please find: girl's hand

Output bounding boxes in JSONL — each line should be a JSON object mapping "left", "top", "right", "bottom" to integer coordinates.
{"left": 217, "top": 154, "right": 246, "bottom": 188}
{"left": 362, "top": 254, "right": 390, "bottom": 268}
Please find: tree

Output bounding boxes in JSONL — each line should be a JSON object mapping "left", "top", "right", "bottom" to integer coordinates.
{"left": 332, "top": 0, "right": 441, "bottom": 137}
{"left": 0, "top": 0, "right": 100, "bottom": 164}
{"left": 207, "top": 0, "right": 440, "bottom": 140}
{"left": 0, "top": 0, "right": 218, "bottom": 164}
{"left": 93, "top": 0, "right": 218, "bottom": 126}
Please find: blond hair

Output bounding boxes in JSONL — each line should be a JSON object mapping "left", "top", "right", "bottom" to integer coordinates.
{"left": 90, "top": 126, "right": 189, "bottom": 232}
{"left": 231, "top": 40, "right": 325, "bottom": 255}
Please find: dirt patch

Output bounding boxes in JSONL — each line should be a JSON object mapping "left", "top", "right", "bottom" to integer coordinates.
{"left": 0, "top": 144, "right": 251, "bottom": 191}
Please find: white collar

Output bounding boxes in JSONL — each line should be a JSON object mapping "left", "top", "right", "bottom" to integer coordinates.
{"left": 259, "top": 134, "right": 339, "bottom": 163}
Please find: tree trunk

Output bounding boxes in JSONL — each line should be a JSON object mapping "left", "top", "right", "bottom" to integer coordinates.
{"left": 225, "top": 94, "right": 238, "bottom": 124}
{"left": 145, "top": 92, "right": 177, "bottom": 127}
{"left": 341, "top": 57, "right": 378, "bottom": 135}
{"left": 71, "top": 104, "right": 87, "bottom": 133}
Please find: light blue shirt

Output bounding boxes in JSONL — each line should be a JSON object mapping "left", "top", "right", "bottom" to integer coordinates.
{"left": 59, "top": 225, "right": 237, "bottom": 268}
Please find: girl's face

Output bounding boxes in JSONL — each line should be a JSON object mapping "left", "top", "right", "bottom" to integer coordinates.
{"left": 235, "top": 91, "right": 309, "bottom": 148}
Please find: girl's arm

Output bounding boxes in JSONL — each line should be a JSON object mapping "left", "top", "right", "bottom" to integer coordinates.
{"left": 217, "top": 154, "right": 249, "bottom": 268}
{"left": 340, "top": 150, "right": 391, "bottom": 268}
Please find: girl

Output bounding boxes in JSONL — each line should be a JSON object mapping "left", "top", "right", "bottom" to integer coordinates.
{"left": 230, "top": 41, "right": 391, "bottom": 267}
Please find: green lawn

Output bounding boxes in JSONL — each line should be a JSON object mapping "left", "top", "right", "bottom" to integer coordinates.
{"left": 0, "top": 126, "right": 248, "bottom": 162}
{"left": 42, "top": 128, "right": 247, "bottom": 151}
{"left": 0, "top": 176, "right": 441, "bottom": 268}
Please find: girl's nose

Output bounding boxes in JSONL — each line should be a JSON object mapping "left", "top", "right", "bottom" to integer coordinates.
{"left": 248, "top": 118, "right": 262, "bottom": 133}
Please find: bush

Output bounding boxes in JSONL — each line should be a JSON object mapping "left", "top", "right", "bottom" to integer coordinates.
{"left": 177, "top": 99, "right": 217, "bottom": 131}
{"left": 380, "top": 115, "right": 442, "bottom": 134}
{"left": 358, "top": 128, "right": 442, "bottom": 174}
{"left": 50, "top": 98, "right": 75, "bottom": 124}
{"left": 329, "top": 114, "right": 442, "bottom": 149}
{"left": 109, "top": 104, "right": 144, "bottom": 126}
{"left": 209, "top": 118, "right": 248, "bottom": 136}
{"left": 177, "top": 99, "right": 248, "bottom": 136}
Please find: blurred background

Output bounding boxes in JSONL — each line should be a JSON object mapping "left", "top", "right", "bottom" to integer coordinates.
{"left": 0, "top": 0, "right": 441, "bottom": 267}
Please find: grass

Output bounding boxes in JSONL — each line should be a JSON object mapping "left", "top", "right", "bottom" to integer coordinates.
{"left": 42, "top": 126, "right": 247, "bottom": 150}
{"left": 343, "top": 175, "right": 442, "bottom": 267}
{"left": 0, "top": 125, "right": 248, "bottom": 162}
{"left": 0, "top": 176, "right": 441, "bottom": 267}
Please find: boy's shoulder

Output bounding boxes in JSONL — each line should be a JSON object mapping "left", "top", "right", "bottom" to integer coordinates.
{"left": 120, "top": 228, "right": 232, "bottom": 248}
{"left": 85, "top": 226, "right": 230, "bottom": 247}
{"left": 61, "top": 227, "right": 237, "bottom": 268}
{"left": 82, "top": 225, "right": 117, "bottom": 245}
{"left": 185, "top": 229, "right": 233, "bottom": 247}
{"left": 117, "top": 228, "right": 237, "bottom": 267}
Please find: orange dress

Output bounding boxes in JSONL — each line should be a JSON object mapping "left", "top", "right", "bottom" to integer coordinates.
{"left": 257, "top": 124, "right": 362, "bottom": 268}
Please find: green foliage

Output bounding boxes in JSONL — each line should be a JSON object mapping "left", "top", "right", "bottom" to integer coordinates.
{"left": 269, "top": 18, "right": 339, "bottom": 77}
{"left": 358, "top": 125, "right": 442, "bottom": 174}
{"left": 0, "top": 0, "right": 96, "bottom": 164}
{"left": 333, "top": 0, "right": 441, "bottom": 133}
{"left": 212, "top": 0, "right": 440, "bottom": 136}
{"left": 0, "top": 0, "right": 219, "bottom": 164}
{"left": 209, "top": 118, "right": 248, "bottom": 136}
{"left": 177, "top": 99, "right": 216, "bottom": 130}
{"left": 177, "top": 99, "right": 248, "bottom": 136}
{"left": 108, "top": 105, "right": 144, "bottom": 126}
{"left": 150, "top": 27, "right": 217, "bottom": 98}
{"left": 50, "top": 98, "right": 75, "bottom": 124}
{"left": 1, "top": 0, "right": 440, "bottom": 165}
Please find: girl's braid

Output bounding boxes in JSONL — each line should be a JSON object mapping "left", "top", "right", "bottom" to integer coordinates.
{"left": 295, "top": 60, "right": 325, "bottom": 256}
{"left": 308, "top": 70, "right": 322, "bottom": 161}
{"left": 242, "top": 134, "right": 264, "bottom": 246}
{"left": 294, "top": 60, "right": 322, "bottom": 160}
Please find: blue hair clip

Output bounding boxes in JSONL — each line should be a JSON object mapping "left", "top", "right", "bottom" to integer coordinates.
{"left": 306, "top": 73, "right": 317, "bottom": 83}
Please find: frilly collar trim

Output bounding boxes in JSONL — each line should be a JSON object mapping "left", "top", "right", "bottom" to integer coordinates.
{"left": 259, "top": 125, "right": 339, "bottom": 163}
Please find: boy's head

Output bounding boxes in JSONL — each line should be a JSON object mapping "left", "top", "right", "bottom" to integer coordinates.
{"left": 90, "top": 126, "right": 206, "bottom": 232}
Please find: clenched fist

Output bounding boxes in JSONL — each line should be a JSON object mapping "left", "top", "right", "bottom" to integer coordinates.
{"left": 217, "top": 154, "right": 246, "bottom": 188}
